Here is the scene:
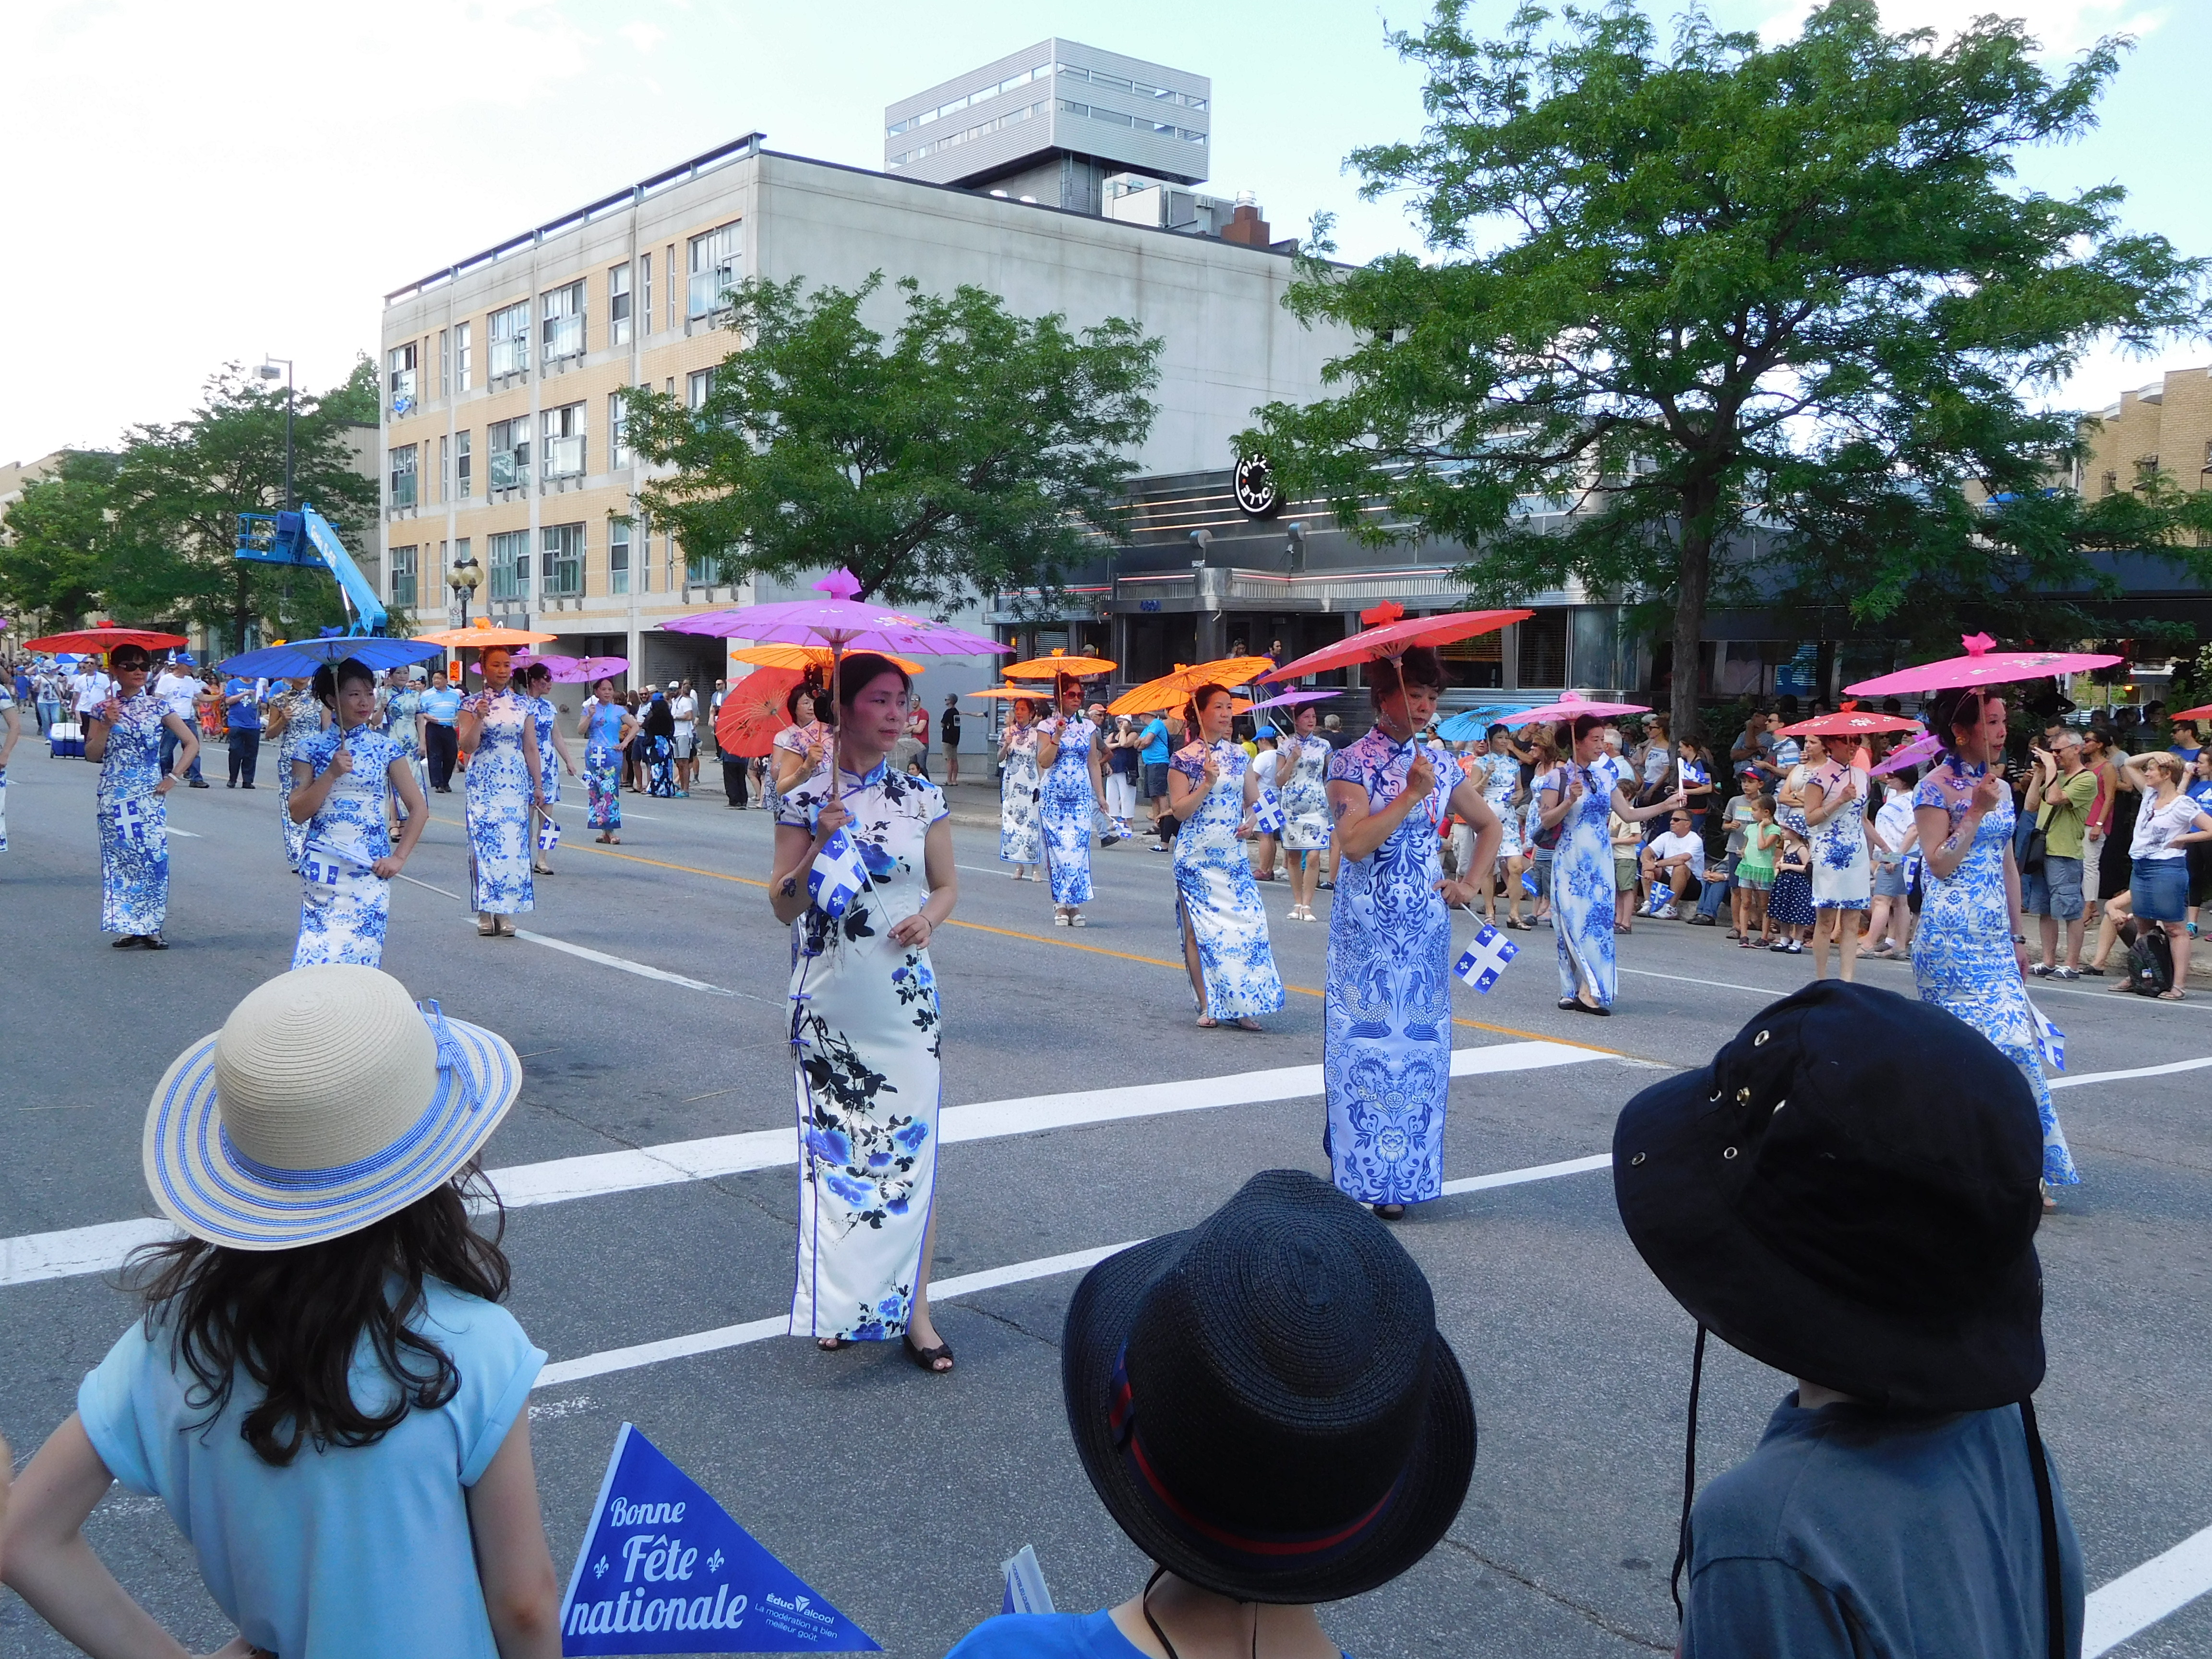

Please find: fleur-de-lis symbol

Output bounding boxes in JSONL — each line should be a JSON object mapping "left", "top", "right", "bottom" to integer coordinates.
{"left": 593, "top": 1555, "right": 610, "bottom": 1578}
{"left": 708, "top": 1549, "right": 726, "bottom": 1574}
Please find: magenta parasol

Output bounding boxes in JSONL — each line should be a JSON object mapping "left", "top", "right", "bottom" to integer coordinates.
{"left": 1774, "top": 710, "right": 1922, "bottom": 738}
{"left": 1496, "top": 690, "right": 1650, "bottom": 728}
{"left": 1244, "top": 688, "right": 1340, "bottom": 714}
{"left": 510, "top": 652, "right": 628, "bottom": 684}
{"left": 1870, "top": 732, "right": 1943, "bottom": 777}
{"left": 1844, "top": 633, "right": 2118, "bottom": 697}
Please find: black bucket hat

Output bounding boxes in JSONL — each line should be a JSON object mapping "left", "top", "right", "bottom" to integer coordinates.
{"left": 1614, "top": 979, "right": 2047, "bottom": 1411}
{"left": 1061, "top": 1169, "right": 1475, "bottom": 1604}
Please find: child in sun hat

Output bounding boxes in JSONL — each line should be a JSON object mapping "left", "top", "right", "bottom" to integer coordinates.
{"left": 0, "top": 964, "right": 559, "bottom": 1659}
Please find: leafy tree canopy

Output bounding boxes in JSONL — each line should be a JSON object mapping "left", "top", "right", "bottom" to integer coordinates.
{"left": 623, "top": 273, "right": 1161, "bottom": 611}
{"left": 1245, "top": 0, "right": 2212, "bottom": 734}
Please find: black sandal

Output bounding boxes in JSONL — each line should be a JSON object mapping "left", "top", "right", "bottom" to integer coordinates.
{"left": 1372, "top": 1203, "right": 1406, "bottom": 1221}
{"left": 903, "top": 1333, "right": 955, "bottom": 1373}
{"left": 142, "top": 934, "right": 169, "bottom": 950}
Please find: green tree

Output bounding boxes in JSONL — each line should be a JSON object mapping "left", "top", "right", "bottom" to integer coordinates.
{"left": 0, "top": 452, "right": 140, "bottom": 628}
{"left": 623, "top": 273, "right": 1161, "bottom": 610}
{"left": 1246, "top": 0, "right": 2212, "bottom": 737}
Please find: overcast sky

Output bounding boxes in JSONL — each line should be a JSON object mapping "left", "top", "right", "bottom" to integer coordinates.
{"left": 4, "top": 0, "right": 2199, "bottom": 464}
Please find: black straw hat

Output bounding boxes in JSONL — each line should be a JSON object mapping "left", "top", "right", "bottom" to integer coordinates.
{"left": 1614, "top": 980, "right": 2047, "bottom": 1411}
{"left": 1061, "top": 1170, "right": 1475, "bottom": 1603}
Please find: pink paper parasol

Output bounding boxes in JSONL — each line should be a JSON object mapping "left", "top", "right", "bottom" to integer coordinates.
{"left": 1870, "top": 732, "right": 1942, "bottom": 777}
{"left": 1844, "top": 634, "right": 2119, "bottom": 697}
{"left": 1260, "top": 601, "right": 1530, "bottom": 683}
{"left": 1496, "top": 690, "right": 1650, "bottom": 728}
{"left": 1774, "top": 710, "right": 1922, "bottom": 738}
{"left": 1244, "top": 688, "right": 1340, "bottom": 714}
{"left": 510, "top": 652, "right": 628, "bottom": 684}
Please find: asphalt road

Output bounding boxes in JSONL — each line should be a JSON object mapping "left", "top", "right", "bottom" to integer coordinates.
{"left": 3, "top": 748, "right": 2210, "bottom": 1658}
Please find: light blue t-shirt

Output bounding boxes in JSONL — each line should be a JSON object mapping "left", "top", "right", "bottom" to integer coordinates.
{"left": 79, "top": 1280, "right": 544, "bottom": 1659}
{"left": 950, "top": 1610, "right": 1349, "bottom": 1659}
{"left": 1139, "top": 719, "right": 1170, "bottom": 766}
{"left": 421, "top": 687, "right": 464, "bottom": 724}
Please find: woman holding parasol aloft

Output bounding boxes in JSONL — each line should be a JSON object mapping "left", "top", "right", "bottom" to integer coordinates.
{"left": 1013, "top": 651, "right": 1115, "bottom": 926}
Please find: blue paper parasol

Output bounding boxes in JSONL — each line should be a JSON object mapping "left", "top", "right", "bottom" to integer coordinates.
{"left": 220, "top": 636, "right": 445, "bottom": 678}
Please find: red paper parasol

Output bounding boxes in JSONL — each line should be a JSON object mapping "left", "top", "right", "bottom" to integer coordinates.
{"left": 1245, "top": 688, "right": 1340, "bottom": 714}
{"left": 2168, "top": 704, "right": 2212, "bottom": 722}
{"left": 1259, "top": 601, "right": 1531, "bottom": 683}
{"left": 1844, "top": 633, "right": 2118, "bottom": 697}
{"left": 716, "top": 668, "right": 803, "bottom": 757}
{"left": 1775, "top": 710, "right": 1922, "bottom": 737}
{"left": 24, "top": 622, "right": 188, "bottom": 654}
{"left": 967, "top": 685, "right": 1057, "bottom": 702}
{"left": 1497, "top": 690, "right": 1650, "bottom": 728}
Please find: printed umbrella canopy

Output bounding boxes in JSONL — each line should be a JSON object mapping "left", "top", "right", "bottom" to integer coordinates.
{"left": 496, "top": 653, "right": 631, "bottom": 684}
{"left": 1107, "top": 657, "right": 1277, "bottom": 717}
{"left": 1258, "top": 601, "right": 1531, "bottom": 683}
{"left": 26, "top": 622, "right": 189, "bottom": 654}
{"left": 1434, "top": 702, "right": 1555, "bottom": 742}
{"left": 1497, "top": 690, "right": 1651, "bottom": 728}
{"left": 220, "top": 637, "right": 444, "bottom": 678}
{"left": 1843, "top": 633, "right": 2119, "bottom": 697}
{"left": 1774, "top": 709, "right": 1923, "bottom": 737}
{"left": 730, "top": 643, "right": 923, "bottom": 676}
{"left": 1870, "top": 732, "right": 1943, "bottom": 777}
{"left": 1001, "top": 648, "right": 1118, "bottom": 681}
{"left": 1243, "top": 688, "right": 1340, "bottom": 714}
{"left": 716, "top": 667, "right": 804, "bottom": 758}
{"left": 2167, "top": 703, "right": 2212, "bottom": 722}
{"left": 414, "top": 618, "right": 559, "bottom": 649}
{"left": 967, "top": 685, "right": 1058, "bottom": 702}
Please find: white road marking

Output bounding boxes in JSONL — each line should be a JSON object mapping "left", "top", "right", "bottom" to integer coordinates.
{"left": 1440, "top": 1153, "right": 1612, "bottom": 1195}
{"left": 549, "top": 798, "right": 661, "bottom": 821}
{"left": 1616, "top": 965, "right": 1778, "bottom": 997}
{"left": 0, "top": 1041, "right": 1599, "bottom": 1288}
{"left": 2049, "top": 1056, "right": 2212, "bottom": 1090}
{"left": 166, "top": 827, "right": 202, "bottom": 838}
{"left": 2084, "top": 1521, "right": 2212, "bottom": 1657}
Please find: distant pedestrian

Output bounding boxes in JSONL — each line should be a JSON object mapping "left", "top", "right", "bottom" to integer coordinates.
{"left": 222, "top": 671, "right": 265, "bottom": 788}
{"left": 420, "top": 669, "right": 463, "bottom": 792}
{"left": 939, "top": 693, "right": 962, "bottom": 785}
{"left": 152, "top": 656, "right": 206, "bottom": 787}
{"left": 0, "top": 676, "right": 20, "bottom": 854}
{"left": 265, "top": 677, "right": 326, "bottom": 872}
{"left": 670, "top": 679, "right": 698, "bottom": 796}
{"left": 457, "top": 647, "right": 541, "bottom": 939}
{"left": 518, "top": 663, "right": 576, "bottom": 875}
{"left": 1036, "top": 678, "right": 1103, "bottom": 926}
{"left": 578, "top": 676, "right": 637, "bottom": 841}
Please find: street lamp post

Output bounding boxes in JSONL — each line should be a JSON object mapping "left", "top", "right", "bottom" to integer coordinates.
{"left": 447, "top": 552, "right": 483, "bottom": 679}
{"left": 255, "top": 359, "right": 295, "bottom": 512}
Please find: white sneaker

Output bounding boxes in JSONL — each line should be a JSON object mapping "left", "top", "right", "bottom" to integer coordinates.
{"left": 1658, "top": 903, "right": 1680, "bottom": 920}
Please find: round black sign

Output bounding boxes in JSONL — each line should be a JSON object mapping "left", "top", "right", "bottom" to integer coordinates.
{"left": 1234, "top": 453, "right": 1281, "bottom": 519}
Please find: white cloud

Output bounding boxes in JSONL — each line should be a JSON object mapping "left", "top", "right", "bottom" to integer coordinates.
{"left": 1757, "top": 0, "right": 2167, "bottom": 53}
{"left": 619, "top": 20, "right": 667, "bottom": 52}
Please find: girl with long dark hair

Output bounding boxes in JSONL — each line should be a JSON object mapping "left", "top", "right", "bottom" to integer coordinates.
{"left": 287, "top": 657, "right": 429, "bottom": 968}
{"left": 0, "top": 965, "right": 558, "bottom": 1658}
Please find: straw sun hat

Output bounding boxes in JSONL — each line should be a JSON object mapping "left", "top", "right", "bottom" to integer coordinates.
{"left": 143, "top": 965, "right": 521, "bottom": 1250}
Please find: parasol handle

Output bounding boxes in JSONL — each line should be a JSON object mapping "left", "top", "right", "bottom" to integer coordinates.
{"left": 827, "top": 643, "right": 844, "bottom": 812}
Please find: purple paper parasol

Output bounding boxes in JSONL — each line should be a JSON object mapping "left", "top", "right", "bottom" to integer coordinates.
{"left": 1870, "top": 732, "right": 1942, "bottom": 777}
{"left": 1243, "top": 688, "right": 1340, "bottom": 714}
{"left": 664, "top": 568, "right": 1009, "bottom": 658}
{"left": 513, "top": 652, "right": 629, "bottom": 684}
{"left": 1497, "top": 690, "right": 1650, "bottom": 727}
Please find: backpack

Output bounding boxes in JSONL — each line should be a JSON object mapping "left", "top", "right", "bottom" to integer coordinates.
{"left": 2124, "top": 929, "right": 2174, "bottom": 996}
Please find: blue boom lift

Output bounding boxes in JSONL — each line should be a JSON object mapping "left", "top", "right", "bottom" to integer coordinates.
{"left": 234, "top": 504, "right": 388, "bottom": 636}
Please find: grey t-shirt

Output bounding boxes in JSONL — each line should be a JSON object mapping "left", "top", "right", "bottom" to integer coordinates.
{"left": 1682, "top": 1395, "right": 2083, "bottom": 1659}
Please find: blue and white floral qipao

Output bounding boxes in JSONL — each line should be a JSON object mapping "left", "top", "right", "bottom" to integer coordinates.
{"left": 526, "top": 692, "right": 562, "bottom": 806}
{"left": 1807, "top": 760, "right": 1872, "bottom": 910}
{"left": 1914, "top": 761, "right": 2077, "bottom": 1188}
{"left": 999, "top": 724, "right": 1043, "bottom": 866}
{"left": 777, "top": 760, "right": 948, "bottom": 1342}
{"left": 96, "top": 693, "right": 169, "bottom": 937}
{"left": 1038, "top": 714, "right": 1098, "bottom": 904}
{"left": 272, "top": 689, "right": 323, "bottom": 871}
{"left": 1476, "top": 749, "right": 1525, "bottom": 859}
{"left": 293, "top": 725, "right": 399, "bottom": 968}
{"left": 0, "top": 688, "right": 12, "bottom": 853}
{"left": 1279, "top": 732, "right": 1334, "bottom": 852}
{"left": 1323, "top": 728, "right": 1457, "bottom": 1204}
{"left": 1172, "top": 742, "right": 1286, "bottom": 1021}
{"left": 463, "top": 690, "right": 535, "bottom": 915}
{"left": 1543, "top": 756, "right": 1627, "bottom": 1006}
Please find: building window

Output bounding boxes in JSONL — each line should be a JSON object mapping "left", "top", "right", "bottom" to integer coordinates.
{"left": 541, "top": 402, "right": 586, "bottom": 481}
{"left": 2135, "top": 455, "right": 2161, "bottom": 492}
{"left": 456, "top": 321, "right": 473, "bottom": 391}
{"left": 438, "top": 329, "right": 450, "bottom": 399}
{"left": 388, "top": 443, "right": 417, "bottom": 509}
{"left": 455, "top": 430, "right": 472, "bottom": 498}
{"left": 388, "top": 343, "right": 418, "bottom": 416}
{"left": 666, "top": 244, "right": 677, "bottom": 330}
{"left": 438, "top": 434, "right": 449, "bottom": 504}
{"left": 542, "top": 279, "right": 584, "bottom": 363}
{"left": 685, "top": 536, "right": 724, "bottom": 587}
{"left": 688, "top": 222, "right": 742, "bottom": 321}
{"left": 639, "top": 253, "right": 651, "bottom": 338}
{"left": 390, "top": 544, "right": 418, "bottom": 608}
{"left": 489, "top": 301, "right": 530, "bottom": 379}
{"left": 610, "top": 521, "right": 631, "bottom": 594}
{"left": 488, "top": 529, "right": 529, "bottom": 602}
{"left": 488, "top": 418, "right": 530, "bottom": 490}
{"left": 609, "top": 264, "right": 632, "bottom": 347}
{"left": 2101, "top": 470, "right": 2118, "bottom": 497}
{"left": 687, "top": 369, "right": 715, "bottom": 410}
{"left": 1516, "top": 610, "right": 1569, "bottom": 688}
{"left": 610, "top": 393, "right": 631, "bottom": 467}
{"left": 542, "top": 522, "right": 584, "bottom": 598}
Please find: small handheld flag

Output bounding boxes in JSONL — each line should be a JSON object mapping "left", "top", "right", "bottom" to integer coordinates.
{"left": 1253, "top": 789, "right": 1286, "bottom": 837}
{"left": 2029, "top": 1001, "right": 2065, "bottom": 1073}
{"left": 111, "top": 796, "right": 156, "bottom": 842}
{"left": 560, "top": 1424, "right": 879, "bottom": 1654}
{"left": 999, "top": 1545, "right": 1055, "bottom": 1616}
{"left": 1454, "top": 922, "right": 1518, "bottom": 994}
{"left": 300, "top": 848, "right": 346, "bottom": 888}
{"left": 808, "top": 827, "right": 868, "bottom": 919}
{"left": 539, "top": 815, "right": 562, "bottom": 853}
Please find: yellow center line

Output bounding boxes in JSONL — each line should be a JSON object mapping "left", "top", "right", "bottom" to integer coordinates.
{"left": 427, "top": 815, "right": 1633, "bottom": 1058}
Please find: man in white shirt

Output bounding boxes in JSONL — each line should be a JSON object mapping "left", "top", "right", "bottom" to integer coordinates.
{"left": 1641, "top": 808, "right": 1707, "bottom": 919}
{"left": 72, "top": 666, "right": 114, "bottom": 722}
{"left": 152, "top": 658, "right": 208, "bottom": 786}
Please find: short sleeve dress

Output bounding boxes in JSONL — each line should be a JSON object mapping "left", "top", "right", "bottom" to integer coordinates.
{"left": 998, "top": 724, "right": 1044, "bottom": 866}
{"left": 96, "top": 693, "right": 170, "bottom": 936}
{"left": 1279, "top": 732, "right": 1335, "bottom": 852}
{"left": 293, "top": 725, "right": 401, "bottom": 968}
{"left": 1170, "top": 741, "right": 1286, "bottom": 1021}
{"left": 462, "top": 690, "right": 535, "bottom": 915}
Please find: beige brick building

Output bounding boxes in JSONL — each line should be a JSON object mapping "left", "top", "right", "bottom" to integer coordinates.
{"left": 2075, "top": 364, "right": 2212, "bottom": 500}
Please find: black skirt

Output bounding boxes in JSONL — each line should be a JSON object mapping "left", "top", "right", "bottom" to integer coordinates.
{"left": 2100, "top": 788, "right": 2138, "bottom": 897}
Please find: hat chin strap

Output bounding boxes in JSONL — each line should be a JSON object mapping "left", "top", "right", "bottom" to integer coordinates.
{"left": 1669, "top": 1323, "right": 1707, "bottom": 1623}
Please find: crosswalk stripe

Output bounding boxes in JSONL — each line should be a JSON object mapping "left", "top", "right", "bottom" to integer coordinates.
{"left": 2084, "top": 1521, "right": 2212, "bottom": 1657}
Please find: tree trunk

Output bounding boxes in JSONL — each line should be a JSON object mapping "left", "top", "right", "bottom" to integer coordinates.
{"left": 1671, "top": 516, "right": 1713, "bottom": 745}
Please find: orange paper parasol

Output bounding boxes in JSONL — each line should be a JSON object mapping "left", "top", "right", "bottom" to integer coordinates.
{"left": 414, "top": 618, "right": 559, "bottom": 649}
{"left": 716, "top": 667, "right": 803, "bottom": 757}
{"left": 1109, "top": 657, "right": 1275, "bottom": 717}
{"left": 967, "top": 685, "right": 1057, "bottom": 702}
{"left": 731, "top": 643, "right": 923, "bottom": 676}
{"left": 1002, "top": 648, "right": 1117, "bottom": 681}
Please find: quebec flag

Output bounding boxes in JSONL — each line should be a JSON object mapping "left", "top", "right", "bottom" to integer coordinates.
{"left": 560, "top": 1424, "right": 879, "bottom": 1654}
{"left": 2029, "top": 1001, "right": 2065, "bottom": 1073}
{"left": 1454, "top": 923, "right": 1518, "bottom": 994}
{"left": 1252, "top": 789, "right": 1286, "bottom": 837}
{"left": 808, "top": 827, "right": 868, "bottom": 919}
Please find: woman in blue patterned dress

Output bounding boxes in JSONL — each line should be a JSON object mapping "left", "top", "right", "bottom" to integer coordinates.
{"left": 378, "top": 667, "right": 425, "bottom": 829}
{"left": 1801, "top": 731, "right": 1871, "bottom": 981}
{"left": 1323, "top": 649, "right": 1502, "bottom": 1219}
{"left": 997, "top": 696, "right": 1045, "bottom": 878}
{"left": 1913, "top": 685, "right": 2077, "bottom": 1205}
{"left": 84, "top": 644, "right": 197, "bottom": 950}
{"left": 770, "top": 653, "right": 961, "bottom": 1373}
{"left": 265, "top": 679, "right": 326, "bottom": 872}
{"left": 1475, "top": 723, "right": 1531, "bottom": 930}
{"left": 287, "top": 658, "right": 428, "bottom": 967}
{"left": 1035, "top": 679, "right": 1103, "bottom": 926}
{"left": 519, "top": 663, "right": 576, "bottom": 875}
{"left": 1168, "top": 685, "right": 1286, "bottom": 1030}
{"left": 1278, "top": 703, "right": 1334, "bottom": 924}
{"left": 577, "top": 676, "right": 637, "bottom": 843}
{"left": 1535, "top": 713, "right": 1683, "bottom": 1014}
{"left": 456, "top": 646, "right": 542, "bottom": 939}
{"left": 0, "top": 680, "right": 20, "bottom": 854}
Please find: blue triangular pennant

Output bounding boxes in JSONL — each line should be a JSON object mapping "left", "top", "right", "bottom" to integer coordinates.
{"left": 560, "top": 1424, "right": 880, "bottom": 1654}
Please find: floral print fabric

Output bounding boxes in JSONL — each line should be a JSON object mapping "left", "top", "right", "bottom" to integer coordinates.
{"left": 272, "top": 690, "right": 323, "bottom": 871}
{"left": 1544, "top": 757, "right": 1626, "bottom": 1006}
{"left": 1322, "top": 728, "right": 1457, "bottom": 1204}
{"left": 1476, "top": 750, "right": 1525, "bottom": 858}
{"left": 1914, "top": 761, "right": 2077, "bottom": 1187}
{"left": 999, "top": 725, "right": 1043, "bottom": 865}
{"left": 1807, "top": 761, "right": 1872, "bottom": 910}
{"left": 1279, "top": 733, "right": 1335, "bottom": 852}
{"left": 584, "top": 701, "right": 625, "bottom": 830}
{"left": 96, "top": 693, "right": 168, "bottom": 936}
{"left": 1171, "top": 742, "right": 1286, "bottom": 1020}
{"left": 776, "top": 760, "right": 950, "bottom": 1341}
{"left": 1038, "top": 715, "right": 1097, "bottom": 904}
{"left": 463, "top": 690, "right": 535, "bottom": 915}
{"left": 526, "top": 693, "right": 562, "bottom": 805}
{"left": 293, "top": 725, "right": 399, "bottom": 969}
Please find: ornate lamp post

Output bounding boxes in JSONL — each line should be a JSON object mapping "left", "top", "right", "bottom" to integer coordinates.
{"left": 446, "top": 552, "right": 483, "bottom": 677}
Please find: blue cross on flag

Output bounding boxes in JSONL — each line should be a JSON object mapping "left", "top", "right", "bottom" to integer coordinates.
{"left": 1454, "top": 923, "right": 1518, "bottom": 994}
{"left": 560, "top": 1423, "right": 879, "bottom": 1654}
{"left": 2029, "top": 1001, "right": 2065, "bottom": 1073}
{"left": 111, "top": 797, "right": 156, "bottom": 843}
{"left": 808, "top": 827, "right": 868, "bottom": 918}
{"left": 1253, "top": 788, "right": 1286, "bottom": 837}
{"left": 539, "top": 816, "right": 561, "bottom": 853}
